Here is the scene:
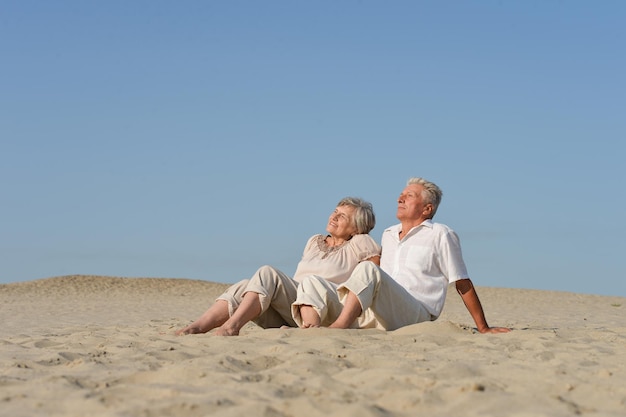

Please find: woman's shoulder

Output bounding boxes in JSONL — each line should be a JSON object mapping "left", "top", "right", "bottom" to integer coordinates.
{"left": 349, "top": 234, "right": 381, "bottom": 249}
{"left": 351, "top": 233, "right": 377, "bottom": 242}
{"left": 303, "top": 234, "right": 325, "bottom": 250}
{"left": 307, "top": 233, "right": 325, "bottom": 243}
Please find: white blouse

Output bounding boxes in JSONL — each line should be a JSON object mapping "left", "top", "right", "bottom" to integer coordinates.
{"left": 292, "top": 234, "right": 381, "bottom": 285}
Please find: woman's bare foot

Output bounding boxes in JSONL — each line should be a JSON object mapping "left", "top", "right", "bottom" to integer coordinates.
{"left": 175, "top": 325, "right": 203, "bottom": 336}
{"left": 213, "top": 325, "right": 240, "bottom": 336}
{"left": 174, "top": 300, "right": 231, "bottom": 336}
{"left": 300, "top": 305, "right": 321, "bottom": 328}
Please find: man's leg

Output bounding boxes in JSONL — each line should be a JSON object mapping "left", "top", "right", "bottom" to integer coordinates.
{"left": 334, "top": 261, "right": 432, "bottom": 330}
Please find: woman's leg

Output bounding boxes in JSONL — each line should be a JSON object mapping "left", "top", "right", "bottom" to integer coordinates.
{"left": 214, "top": 291, "right": 262, "bottom": 336}
{"left": 328, "top": 290, "right": 362, "bottom": 329}
{"left": 214, "top": 265, "right": 299, "bottom": 335}
{"left": 299, "top": 305, "right": 321, "bottom": 328}
{"left": 175, "top": 299, "right": 230, "bottom": 335}
{"left": 292, "top": 276, "right": 343, "bottom": 328}
{"left": 175, "top": 279, "right": 250, "bottom": 335}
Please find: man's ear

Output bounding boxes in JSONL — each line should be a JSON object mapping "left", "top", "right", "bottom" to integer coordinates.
{"left": 423, "top": 203, "right": 434, "bottom": 217}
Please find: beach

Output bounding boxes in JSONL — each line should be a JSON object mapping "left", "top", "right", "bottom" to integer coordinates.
{"left": 1, "top": 275, "right": 625, "bottom": 417}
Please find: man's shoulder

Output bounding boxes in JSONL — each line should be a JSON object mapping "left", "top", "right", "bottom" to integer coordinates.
{"left": 383, "top": 224, "right": 401, "bottom": 234}
{"left": 429, "top": 222, "right": 463, "bottom": 246}
{"left": 382, "top": 221, "right": 457, "bottom": 238}
{"left": 430, "top": 221, "right": 455, "bottom": 233}
{"left": 382, "top": 221, "right": 454, "bottom": 235}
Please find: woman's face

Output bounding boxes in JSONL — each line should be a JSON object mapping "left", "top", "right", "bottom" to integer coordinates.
{"left": 326, "top": 205, "right": 358, "bottom": 239}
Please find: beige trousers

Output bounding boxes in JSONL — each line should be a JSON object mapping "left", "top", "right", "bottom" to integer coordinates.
{"left": 217, "top": 265, "right": 299, "bottom": 328}
{"left": 292, "top": 261, "right": 433, "bottom": 330}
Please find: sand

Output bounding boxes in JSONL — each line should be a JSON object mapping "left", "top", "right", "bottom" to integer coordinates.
{"left": 1, "top": 275, "right": 625, "bottom": 417}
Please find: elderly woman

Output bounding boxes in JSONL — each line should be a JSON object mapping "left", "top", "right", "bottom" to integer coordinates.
{"left": 176, "top": 196, "right": 380, "bottom": 336}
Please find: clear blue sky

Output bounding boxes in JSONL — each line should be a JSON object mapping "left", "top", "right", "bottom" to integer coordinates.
{"left": 2, "top": 1, "right": 625, "bottom": 297}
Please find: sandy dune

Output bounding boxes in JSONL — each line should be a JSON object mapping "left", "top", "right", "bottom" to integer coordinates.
{"left": 1, "top": 275, "right": 625, "bottom": 416}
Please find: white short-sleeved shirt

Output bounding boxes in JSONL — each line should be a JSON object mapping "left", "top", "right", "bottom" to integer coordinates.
{"left": 293, "top": 234, "right": 381, "bottom": 285}
{"left": 380, "top": 220, "right": 469, "bottom": 318}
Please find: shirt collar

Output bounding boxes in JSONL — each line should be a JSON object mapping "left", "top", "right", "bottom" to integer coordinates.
{"left": 386, "top": 219, "right": 434, "bottom": 236}
{"left": 407, "top": 219, "right": 433, "bottom": 234}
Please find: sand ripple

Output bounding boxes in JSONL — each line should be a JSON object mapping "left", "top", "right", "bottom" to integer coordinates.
{"left": 1, "top": 275, "right": 625, "bottom": 416}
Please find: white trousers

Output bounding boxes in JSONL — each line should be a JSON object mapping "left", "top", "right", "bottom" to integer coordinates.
{"left": 292, "top": 261, "right": 433, "bottom": 330}
{"left": 217, "top": 265, "right": 299, "bottom": 328}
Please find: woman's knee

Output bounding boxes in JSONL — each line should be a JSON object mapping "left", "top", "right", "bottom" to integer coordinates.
{"left": 251, "top": 265, "right": 280, "bottom": 286}
{"left": 256, "top": 265, "right": 277, "bottom": 276}
{"left": 299, "top": 275, "right": 327, "bottom": 292}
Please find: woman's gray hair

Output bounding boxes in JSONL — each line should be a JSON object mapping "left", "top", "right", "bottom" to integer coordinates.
{"left": 337, "top": 197, "right": 376, "bottom": 234}
{"left": 407, "top": 177, "right": 443, "bottom": 218}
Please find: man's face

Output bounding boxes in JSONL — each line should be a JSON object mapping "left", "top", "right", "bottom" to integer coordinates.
{"left": 397, "top": 184, "right": 432, "bottom": 222}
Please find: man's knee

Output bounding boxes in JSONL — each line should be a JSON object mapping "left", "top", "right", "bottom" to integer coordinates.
{"left": 352, "top": 260, "right": 373, "bottom": 273}
{"left": 351, "top": 261, "right": 381, "bottom": 283}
